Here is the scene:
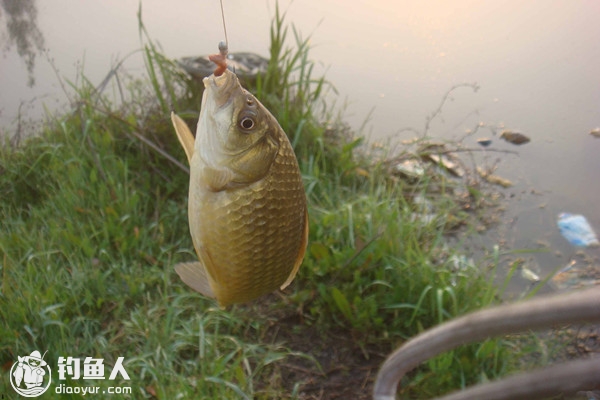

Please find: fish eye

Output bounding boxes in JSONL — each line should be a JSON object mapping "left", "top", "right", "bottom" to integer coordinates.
{"left": 238, "top": 115, "right": 256, "bottom": 132}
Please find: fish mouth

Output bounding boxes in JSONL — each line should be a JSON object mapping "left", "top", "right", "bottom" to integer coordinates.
{"left": 202, "top": 69, "right": 241, "bottom": 109}
{"left": 197, "top": 68, "right": 245, "bottom": 165}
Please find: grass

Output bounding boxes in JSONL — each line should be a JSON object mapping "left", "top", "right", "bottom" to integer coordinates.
{"left": 1, "top": 4, "right": 524, "bottom": 399}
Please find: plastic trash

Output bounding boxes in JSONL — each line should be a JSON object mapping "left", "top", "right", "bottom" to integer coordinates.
{"left": 557, "top": 213, "right": 600, "bottom": 247}
{"left": 520, "top": 265, "right": 541, "bottom": 283}
{"left": 551, "top": 260, "right": 600, "bottom": 290}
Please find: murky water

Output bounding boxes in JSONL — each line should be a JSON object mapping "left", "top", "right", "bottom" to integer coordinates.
{"left": 2, "top": 0, "right": 599, "bottom": 294}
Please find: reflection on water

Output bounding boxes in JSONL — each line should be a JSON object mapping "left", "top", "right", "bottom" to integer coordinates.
{"left": 0, "top": 0, "right": 44, "bottom": 86}
{"left": 1, "top": 0, "right": 599, "bottom": 294}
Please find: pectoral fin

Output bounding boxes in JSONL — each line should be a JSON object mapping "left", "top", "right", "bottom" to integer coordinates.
{"left": 174, "top": 261, "right": 215, "bottom": 299}
{"left": 201, "top": 165, "right": 234, "bottom": 192}
{"left": 170, "top": 112, "right": 195, "bottom": 164}
{"left": 280, "top": 207, "right": 309, "bottom": 290}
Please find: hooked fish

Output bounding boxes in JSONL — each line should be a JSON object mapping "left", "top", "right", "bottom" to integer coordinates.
{"left": 170, "top": 44, "right": 308, "bottom": 307}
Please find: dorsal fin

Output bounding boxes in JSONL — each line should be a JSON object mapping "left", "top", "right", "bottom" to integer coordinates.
{"left": 170, "top": 112, "right": 195, "bottom": 164}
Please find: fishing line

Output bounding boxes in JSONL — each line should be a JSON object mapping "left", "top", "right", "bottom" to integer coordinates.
{"left": 219, "top": 0, "right": 229, "bottom": 50}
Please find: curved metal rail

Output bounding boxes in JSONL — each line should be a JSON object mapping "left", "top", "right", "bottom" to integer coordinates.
{"left": 373, "top": 287, "right": 600, "bottom": 400}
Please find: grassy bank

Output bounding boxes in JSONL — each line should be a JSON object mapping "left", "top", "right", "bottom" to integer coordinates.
{"left": 1, "top": 6, "right": 519, "bottom": 399}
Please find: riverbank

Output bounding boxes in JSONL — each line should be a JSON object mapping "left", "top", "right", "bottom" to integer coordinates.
{"left": 1, "top": 10, "right": 540, "bottom": 399}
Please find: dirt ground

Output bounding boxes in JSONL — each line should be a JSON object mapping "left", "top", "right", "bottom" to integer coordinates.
{"left": 245, "top": 293, "right": 600, "bottom": 400}
{"left": 249, "top": 298, "right": 388, "bottom": 399}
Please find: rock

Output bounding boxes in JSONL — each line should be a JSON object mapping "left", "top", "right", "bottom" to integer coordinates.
{"left": 477, "top": 138, "right": 493, "bottom": 147}
{"left": 500, "top": 130, "right": 530, "bottom": 145}
{"left": 178, "top": 52, "right": 269, "bottom": 80}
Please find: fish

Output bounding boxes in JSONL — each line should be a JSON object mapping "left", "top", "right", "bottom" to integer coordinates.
{"left": 170, "top": 51, "right": 308, "bottom": 307}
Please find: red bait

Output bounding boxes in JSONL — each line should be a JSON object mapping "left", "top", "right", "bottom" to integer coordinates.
{"left": 209, "top": 41, "right": 228, "bottom": 77}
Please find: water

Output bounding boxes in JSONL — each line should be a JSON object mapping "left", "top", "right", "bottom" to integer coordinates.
{"left": 2, "top": 0, "right": 599, "bottom": 293}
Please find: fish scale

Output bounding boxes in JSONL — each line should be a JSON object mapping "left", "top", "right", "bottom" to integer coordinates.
{"left": 190, "top": 167, "right": 304, "bottom": 305}
{"left": 197, "top": 173, "right": 304, "bottom": 304}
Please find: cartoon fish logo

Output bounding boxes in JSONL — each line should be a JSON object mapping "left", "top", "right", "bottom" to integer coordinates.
{"left": 10, "top": 350, "right": 51, "bottom": 397}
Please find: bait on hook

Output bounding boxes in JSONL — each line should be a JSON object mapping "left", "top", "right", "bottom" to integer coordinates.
{"left": 209, "top": 0, "right": 229, "bottom": 76}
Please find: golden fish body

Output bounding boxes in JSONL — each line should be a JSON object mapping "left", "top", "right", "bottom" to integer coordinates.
{"left": 171, "top": 69, "right": 308, "bottom": 307}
